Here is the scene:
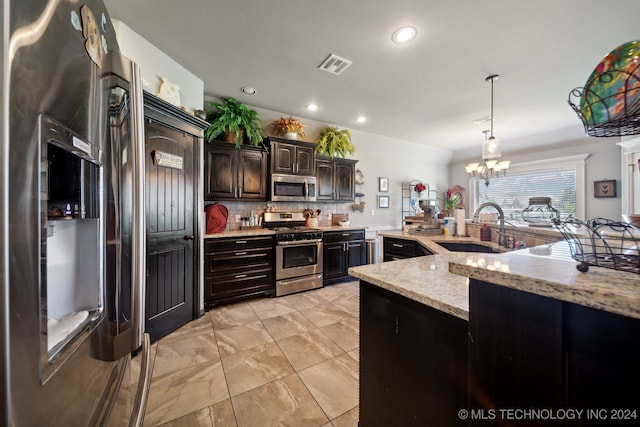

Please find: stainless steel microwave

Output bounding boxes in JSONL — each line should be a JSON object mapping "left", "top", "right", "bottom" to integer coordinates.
{"left": 271, "top": 174, "right": 317, "bottom": 202}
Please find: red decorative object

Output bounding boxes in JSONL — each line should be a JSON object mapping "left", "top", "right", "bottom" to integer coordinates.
{"left": 205, "top": 203, "right": 228, "bottom": 234}
{"left": 414, "top": 182, "right": 427, "bottom": 193}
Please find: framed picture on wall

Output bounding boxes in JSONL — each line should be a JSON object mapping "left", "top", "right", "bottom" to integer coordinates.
{"left": 379, "top": 177, "right": 389, "bottom": 192}
{"left": 594, "top": 179, "right": 616, "bottom": 198}
{"left": 378, "top": 195, "right": 390, "bottom": 208}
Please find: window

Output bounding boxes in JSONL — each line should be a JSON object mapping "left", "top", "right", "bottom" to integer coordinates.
{"left": 470, "top": 154, "right": 590, "bottom": 222}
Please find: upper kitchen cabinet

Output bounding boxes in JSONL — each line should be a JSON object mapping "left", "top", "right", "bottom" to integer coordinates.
{"left": 268, "top": 137, "right": 316, "bottom": 176}
{"left": 316, "top": 155, "right": 357, "bottom": 202}
{"left": 204, "top": 143, "right": 268, "bottom": 201}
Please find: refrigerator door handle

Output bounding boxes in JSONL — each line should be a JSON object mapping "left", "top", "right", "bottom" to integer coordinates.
{"left": 129, "top": 333, "right": 152, "bottom": 427}
{"left": 129, "top": 59, "right": 146, "bottom": 350}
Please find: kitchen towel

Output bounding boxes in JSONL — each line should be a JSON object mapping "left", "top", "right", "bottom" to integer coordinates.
{"left": 455, "top": 209, "right": 466, "bottom": 236}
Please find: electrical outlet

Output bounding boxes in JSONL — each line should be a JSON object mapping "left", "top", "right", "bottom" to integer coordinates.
{"left": 235, "top": 214, "right": 241, "bottom": 222}
{"left": 371, "top": 209, "right": 375, "bottom": 216}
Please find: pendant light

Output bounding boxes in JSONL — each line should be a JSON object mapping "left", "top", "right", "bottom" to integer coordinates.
{"left": 465, "top": 74, "right": 510, "bottom": 186}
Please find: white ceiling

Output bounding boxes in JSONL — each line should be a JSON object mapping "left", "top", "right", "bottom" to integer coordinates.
{"left": 104, "top": 0, "right": 640, "bottom": 155}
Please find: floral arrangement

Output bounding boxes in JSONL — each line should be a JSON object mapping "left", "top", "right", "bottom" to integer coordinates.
{"left": 414, "top": 182, "right": 427, "bottom": 193}
{"left": 441, "top": 187, "right": 462, "bottom": 210}
{"left": 270, "top": 116, "right": 306, "bottom": 139}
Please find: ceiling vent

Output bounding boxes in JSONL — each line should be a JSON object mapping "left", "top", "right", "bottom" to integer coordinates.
{"left": 318, "top": 54, "right": 352, "bottom": 75}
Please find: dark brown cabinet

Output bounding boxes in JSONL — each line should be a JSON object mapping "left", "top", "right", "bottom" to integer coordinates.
{"left": 383, "top": 236, "right": 433, "bottom": 261}
{"left": 323, "top": 229, "right": 366, "bottom": 283}
{"left": 204, "top": 235, "right": 275, "bottom": 308}
{"left": 469, "top": 279, "right": 640, "bottom": 424}
{"left": 360, "top": 281, "right": 468, "bottom": 426}
{"left": 268, "top": 137, "right": 316, "bottom": 176}
{"left": 316, "top": 156, "right": 357, "bottom": 202}
{"left": 204, "top": 143, "right": 268, "bottom": 201}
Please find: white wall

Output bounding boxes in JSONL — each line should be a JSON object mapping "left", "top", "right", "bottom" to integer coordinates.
{"left": 112, "top": 20, "right": 204, "bottom": 113}
{"left": 448, "top": 133, "right": 622, "bottom": 221}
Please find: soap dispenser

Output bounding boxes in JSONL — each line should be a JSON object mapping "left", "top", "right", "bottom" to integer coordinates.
{"left": 480, "top": 222, "right": 491, "bottom": 241}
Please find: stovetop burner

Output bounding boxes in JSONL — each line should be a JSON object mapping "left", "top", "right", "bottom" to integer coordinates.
{"left": 271, "top": 226, "right": 321, "bottom": 233}
{"left": 263, "top": 211, "right": 323, "bottom": 242}
{"left": 271, "top": 227, "right": 323, "bottom": 242}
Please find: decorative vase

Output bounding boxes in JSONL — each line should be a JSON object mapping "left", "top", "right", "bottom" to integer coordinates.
{"left": 283, "top": 132, "right": 298, "bottom": 140}
{"left": 522, "top": 197, "right": 559, "bottom": 226}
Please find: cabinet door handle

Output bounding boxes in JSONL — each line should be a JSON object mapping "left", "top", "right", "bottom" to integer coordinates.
{"left": 392, "top": 243, "right": 404, "bottom": 248}
{"left": 342, "top": 233, "right": 350, "bottom": 236}
{"left": 235, "top": 274, "right": 247, "bottom": 279}
{"left": 235, "top": 252, "right": 247, "bottom": 256}
{"left": 235, "top": 240, "right": 248, "bottom": 244}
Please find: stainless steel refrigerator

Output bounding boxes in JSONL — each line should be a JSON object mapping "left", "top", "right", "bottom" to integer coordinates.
{"left": 2, "top": 0, "right": 151, "bottom": 425}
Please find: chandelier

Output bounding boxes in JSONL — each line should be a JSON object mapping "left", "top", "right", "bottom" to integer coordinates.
{"left": 465, "top": 74, "right": 510, "bottom": 186}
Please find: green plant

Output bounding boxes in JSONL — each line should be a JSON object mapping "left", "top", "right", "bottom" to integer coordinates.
{"left": 314, "top": 126, "right": 355, "bottom": 158}
{"left": 440, "top": 188, "right": 461, "bottom": 210}
{"left": 204, "top": 97, "right": 263, "bottom": 149}
{"left": 270, "top": 116, "right": 306, "bottom": 139}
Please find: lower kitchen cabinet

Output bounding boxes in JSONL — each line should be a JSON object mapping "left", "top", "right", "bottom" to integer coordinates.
{"left": 360, "top": 281, "right": 468, "bottom": 426}
{"left": 204, "top": 235, "right": 274, "bottom": 308}
{"left": 383, "top": 236, "right": 433, "bottom": 261}
{"left": 469, "top": 279, "right": 640, "bottom": 424}
{"left": 323, "top": 229, "right": 365, "bottom": 283}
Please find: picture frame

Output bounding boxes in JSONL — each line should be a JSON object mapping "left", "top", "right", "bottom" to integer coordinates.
{"left": 594, "top": 179, "right": 616, "bottom": 198}
{"left": 378, "top": 195, "right": 390, "bottom": 208}
{"left": 378, "top": 177, "right": 389, "bottom": 192}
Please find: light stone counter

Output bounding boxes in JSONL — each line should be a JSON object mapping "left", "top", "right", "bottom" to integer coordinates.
{"left": 351, "top": 230, "right": 640, "bottom": 321}
{"left": 378, "top": 230, "right": 507, "bottom": 255}
{"left": 204, "top": 225, "right": 366, "bottom": 239}
{"left": 448, "top": 242, "right": 640, "bottom": 320}
{"left": 204, "top": 229, "right": 275, "bottom": 239}
{"left": 348, "top": 254, "right": 470, "bottom": 320}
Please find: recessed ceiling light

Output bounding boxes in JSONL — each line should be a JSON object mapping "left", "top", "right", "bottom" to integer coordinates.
{"left": 391, "top": 26, "right": 417, "bottom": 44}
{"left": 241, "top": 86, "right": 256, "bottom": 95}
{"left": 306, "top": 103, "right": 318, "bottom": 111}
{"left": 356, "top": 116, "right": 367, "bottom": 123}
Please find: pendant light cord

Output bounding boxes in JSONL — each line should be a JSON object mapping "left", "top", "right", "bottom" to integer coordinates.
{"left": 486, "top": 74, "right": 499, "bottom": 139}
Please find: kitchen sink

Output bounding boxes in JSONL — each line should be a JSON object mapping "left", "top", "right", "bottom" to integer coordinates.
{"left": 434, "top": 241, "right": 501, "bottom": 253}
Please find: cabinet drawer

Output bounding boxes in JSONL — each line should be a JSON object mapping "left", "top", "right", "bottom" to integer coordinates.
{"left": 205, "top": 236, "right": 273, "bottom": 253}
{"left": 383, "top": 237, "right": 415, "bottom": 257}
{"left": 205, "top": 249, "right": 273, "bottom": 276}
{"left": 205, "top": 268, "right": 274, "bottom": 299}
{"left": 323, "top": 229, "right": 365, "bottom": 243}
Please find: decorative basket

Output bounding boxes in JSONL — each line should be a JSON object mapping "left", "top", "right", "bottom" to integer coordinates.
{"left": 552, "top": 217, "right": 640, "bottom": 274}
{"left": 567, "top": 41, "right": 640, "bottom": 137}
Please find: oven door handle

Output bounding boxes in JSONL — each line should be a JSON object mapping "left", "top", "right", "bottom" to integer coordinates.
{"left": 277, "top": 238, "right": 322, "bottom": 246}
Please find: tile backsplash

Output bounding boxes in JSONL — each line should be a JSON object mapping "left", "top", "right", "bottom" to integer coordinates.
{"left": 204, "top": 201, "right": 354, "bottom": 231}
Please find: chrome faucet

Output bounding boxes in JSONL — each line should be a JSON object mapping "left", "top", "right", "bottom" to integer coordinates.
{"left": 473, "top": 202, "right": 509, "bottom": 248}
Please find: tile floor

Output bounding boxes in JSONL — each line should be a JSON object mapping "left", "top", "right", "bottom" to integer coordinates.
{"left": 136, "top": 280, "right": 360, "bottom": 427}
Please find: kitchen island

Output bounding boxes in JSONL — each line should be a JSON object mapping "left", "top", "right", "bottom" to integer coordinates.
{"left": 350, "top": 231, "right": 640, "bottom": 426}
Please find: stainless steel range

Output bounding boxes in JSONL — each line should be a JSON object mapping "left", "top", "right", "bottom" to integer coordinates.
{"left": 263, "top": 212, "right": 323, "bottom": 296}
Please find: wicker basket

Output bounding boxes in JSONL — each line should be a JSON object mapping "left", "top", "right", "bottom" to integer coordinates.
{"left": 552, "top": 217, "right": 640, "bottom": 273}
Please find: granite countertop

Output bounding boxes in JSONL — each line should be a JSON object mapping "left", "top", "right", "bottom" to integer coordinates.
{"left": 203, "top": 225, "right": 367, "bottom": 239}
{"left": 350, "top": 231, "right": 640, "bottom": 321}
{"left": 378, "top": 230, "right": 508, "bottom": 255}
{"left": 448, "top": 242, "right": 640, "bottom": 320}
{"left": 349, "top": 254, "right": 471, "bottom": 320}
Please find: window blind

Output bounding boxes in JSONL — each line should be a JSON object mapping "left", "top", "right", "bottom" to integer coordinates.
{"left": 474, "top": 168, "right": 577, "bottom": 222}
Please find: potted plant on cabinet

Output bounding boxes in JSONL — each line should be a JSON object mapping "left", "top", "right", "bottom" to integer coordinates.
{"left": 204, "top": 97, "right": 263, "bottom": 149}
{"left": 315, "top": 126, "right": 355, "bottom": 158}
{"left": 270, "top": 116, "right": 306, "bottom": 140}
